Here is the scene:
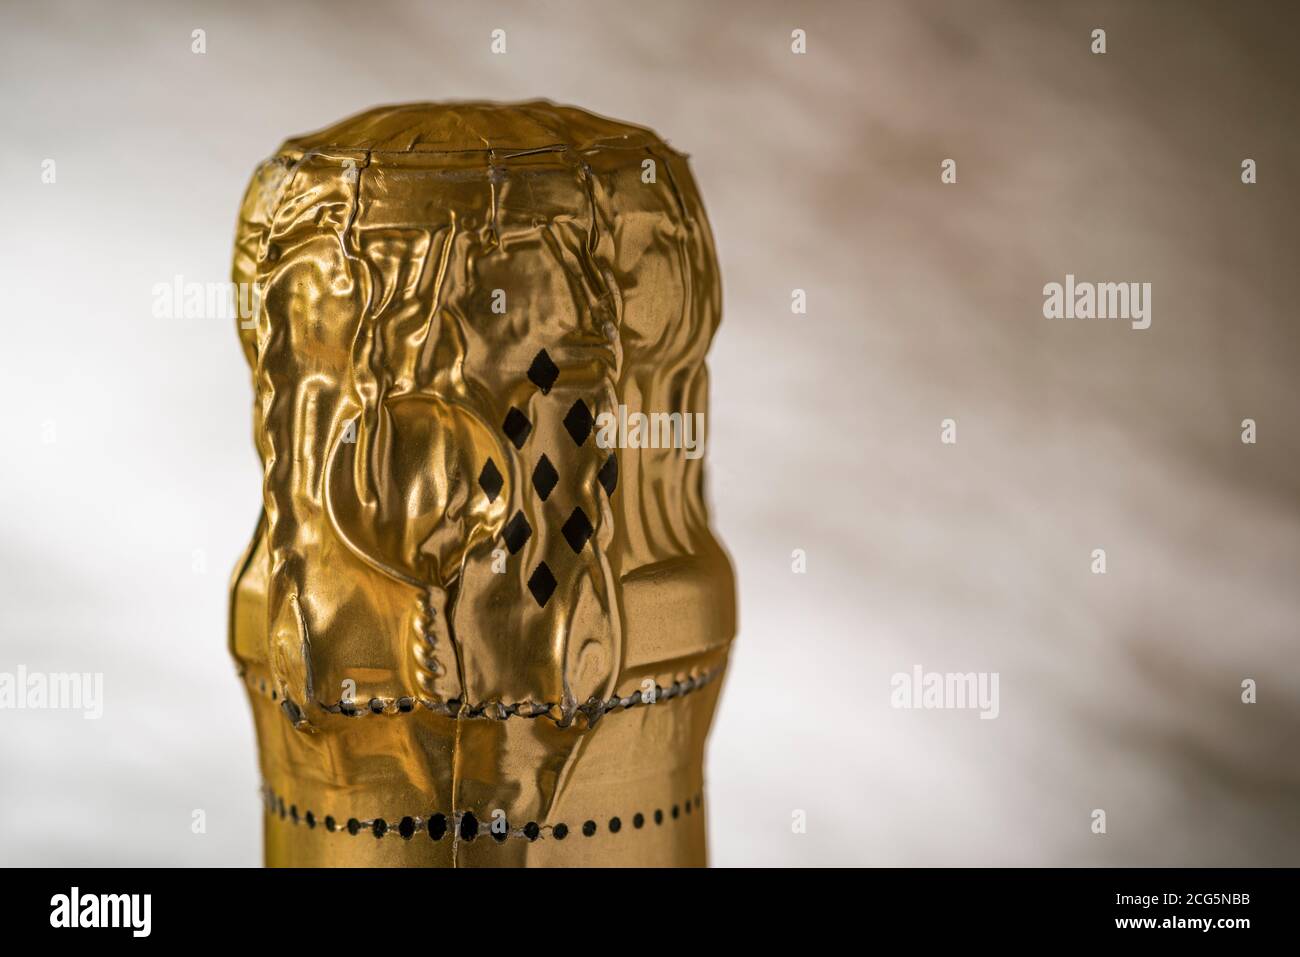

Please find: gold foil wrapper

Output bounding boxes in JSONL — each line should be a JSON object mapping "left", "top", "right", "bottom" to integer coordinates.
{"left": 228, "top": 102, "right": 735, "bottom": 866}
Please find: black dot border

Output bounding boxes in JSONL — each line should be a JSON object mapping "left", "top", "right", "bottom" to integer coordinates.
{"left": 261, "top": 786, "right": 705, "bottom": 845}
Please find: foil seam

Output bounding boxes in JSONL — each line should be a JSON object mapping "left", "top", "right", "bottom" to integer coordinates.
{"left": 238, "top": 665, "right": 722, "bottom": 722}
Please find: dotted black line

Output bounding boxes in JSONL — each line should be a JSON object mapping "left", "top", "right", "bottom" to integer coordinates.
{"left": 262, "top": 787, "right": 704, "bottom": 844}
{"left": 240, "top": 667, "right": 721, "bottom": 724}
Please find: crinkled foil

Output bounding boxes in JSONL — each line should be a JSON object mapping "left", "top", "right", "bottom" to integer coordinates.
{"left": 228, "top": 102, "right": 735, "bottom": 866}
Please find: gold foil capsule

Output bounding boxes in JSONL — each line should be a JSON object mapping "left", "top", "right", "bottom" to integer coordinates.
{"left": 229, "top": 102, "right": 734, "bottom": 866}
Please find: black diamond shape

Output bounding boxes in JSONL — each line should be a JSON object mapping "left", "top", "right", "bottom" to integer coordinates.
{"left": 532, "top": 454, "right": 559, "bottom": 501}
{"left": 561, "top": 507, "right": 594, "bottom": 553}
{"left": 503, "top": 511, "right": 532, "bottom": 554}
{"left": 502, "top": 407, "right": 532, "bottom": 449}
{"left": 597, "top": 453, "right": 618, "bottom": 496}
{"left": 563, "top": 400, "right": 593, "bottom": 446}
{"left": 478, "top": 459, "right": 504, "bottom": 502}
{"left": 527, "top": 562, "right": 557, "bottom": 608}
{"left": 527, "top": 349, "right": 560, "bottom": 394}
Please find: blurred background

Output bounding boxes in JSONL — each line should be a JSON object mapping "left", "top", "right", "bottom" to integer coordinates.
{"left": 1, "top": 0, "right": 1297, "bottom": 866}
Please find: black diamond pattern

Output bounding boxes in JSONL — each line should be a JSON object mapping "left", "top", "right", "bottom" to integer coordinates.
{"left": 531, "top": 454, "right": 559, "bottom": 501}
{"left": 503, "top": 511, "right": 532, "bottom": 554}
{"left": 597, "top": 454, "right": 618, "bottom": 496}
{"left": 478, "top": 459, "right": 504, "bottom": 503}
{"left": 563, "top": 400, "right": 593, "bottom": 446}
{"left": 527, "top": 562, "right": 557, "bottom": 608}
{"left": 561, "top": 507, "right": 594, "bottom": 553}
{"left": 526, "top": 349, "right": 560, "bottom": 394}
{"left": 502, "top": 407, "right": 532, "bottom": 449}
